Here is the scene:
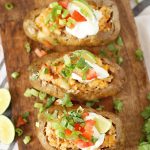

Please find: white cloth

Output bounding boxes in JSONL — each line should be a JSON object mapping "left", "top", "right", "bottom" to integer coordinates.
{"left": 0, "top": 0, "right": 149, "bottom": 149}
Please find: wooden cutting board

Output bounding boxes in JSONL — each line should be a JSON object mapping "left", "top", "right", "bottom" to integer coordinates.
{"left": 0, "top": 0, "right": 149, "bottom": 149}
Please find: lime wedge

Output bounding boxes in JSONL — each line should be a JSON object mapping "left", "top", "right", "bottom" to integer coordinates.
{"left": 95, "top": 115, "right": 112, "bottom": 134}
{"left": 0, "top": 115, "right": 15, "bottom": 144}
{"left": 0, "top": 89, "right": 11, "bottom": 115}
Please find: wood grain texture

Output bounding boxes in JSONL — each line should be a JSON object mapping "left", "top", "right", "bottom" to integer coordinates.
{"left": 0, "top": 0, "right": 149, "bottom": 149}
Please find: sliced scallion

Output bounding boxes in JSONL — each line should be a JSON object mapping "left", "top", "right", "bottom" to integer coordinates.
{"left": 15, "top": 128, "right": 23, "bottom": 136}
{"left": 4, "top": 2, "right": 14, "bottom": 10}
{"left": 11, "top": 72, "right": 20, "bottom": 79}
{"left": 24, "top": 42, "right": 31, "bottom": 53}
{"left": 39, "top": 91, "right": 47, "bottom": 101}
{"left": 23, "top": 136, "right": 31, "bottom": 144}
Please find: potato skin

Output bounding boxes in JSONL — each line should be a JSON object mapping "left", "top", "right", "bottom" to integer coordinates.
{"left": 23, "top": 0, "right": 120, "bottom": 47}
{"left": 28, "top": 52, "right": 126, "bottom": 101}
{"left": 37, "top": 106, "right": 125, "bottom": 150}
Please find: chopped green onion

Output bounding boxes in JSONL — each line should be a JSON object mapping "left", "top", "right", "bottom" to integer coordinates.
{"left": 67, "top": 17, "right": 76, "bottom": 27}
{"left": 30, "top": 89, "right": 39, "bottom": 97}
{"left": 91, "top": 136, "right": 98, "bottom": 143}
{"left": 50, "top": 23, "right": 58, "bottom": 32}
{"left": 22, "top": 112, "right": 30, "bottom": 120}
{"left": 49, "top": 2, "right": 59, "bottom": 8}
{"left": 24, "top": 88, "right": 32, "bottom": 97}
{"left": 23, "top": 136, "right": 31, "bottom": 144}
{"left": 39, "top": 106, "right": 45, "bottom": 113}
{"left": 45, "top": 96, "right": 55, "bottom": 109}
{"left": 15, "top": 128, "right": 23, "bottom": 136}
{"left": 62, "top": 9, "right": 69, "bottom": 18}
{"left": 116, "top": 36, "right": 124, "bottom": 46}
{"left": 11, "top": 72, "right": 20, "bottom": 79}
{"left": 64, "top": 55, "right": 71, "bottom": 66}
{"left": 96, "top": 106, "right": 104, "bottom": 111}
{"left": 57, "top": 9, "right": 62, "bottom": 15}
{"left": 56, "top": 130, "right": 65, "bottom": 139}
{"left": 39, "top": 91, "right": 47, "bottom": 101}
{"left": 116, "top": 56, "right": 124, "bottom": 65}
{"left": 4, "top": 2, "right": 14, "bottom": 10}
{"left": 52, "top": 110, "right": 58, "bottom": 119}
{"left": 77, "top": 106, "right": 84, "bottom": 114}
{"left": 24, "top": 42, "right": 31, "bottom": 53}
{"left": 147, "top": 93, "right": 150, "bottom": 101}
{"left": 135, "top": 49, "right": 144, "bottom": 61}
{"left": 61, "top": 118, "right": 68, "bottom": 127}
{"left": 86, "top": 101, "right": 95, "bottom": 107}
{"left": 73, "top": 117, "right": 84, "bottom": 123}
{"left": 61, "top": 94, "right": 73, "bottom": 107}
{"left": 67, "top": 123, "right": 74, "bottom": 131}
{"left": 99, "top": 49, "right": 107, "bottom": 57}
{"left": 108, "top": 43, "right": 117, "bottom": 52}
{"left": 35, "top": 122, "right": 40, "bottom": 128}
{"left": 80, "top": 8, "right": 89, "bottom": 17}
{"left": 113, "top": 99, "right": 123, "bottom": 112}
{"left": 34, "top": 102, "right": 43, "bottom": 109}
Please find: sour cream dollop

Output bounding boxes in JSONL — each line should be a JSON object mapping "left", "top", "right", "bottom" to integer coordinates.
{"left": 71, "top": 60, "right": 109, "bottom": 83}
{"left": 66, "top": 3, "right": 102, "bottom": 39}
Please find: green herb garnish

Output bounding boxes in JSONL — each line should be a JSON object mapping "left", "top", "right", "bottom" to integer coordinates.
{"left": 61, "top": 94, "right": 73, "bottom": 107}
{"left": 141, "top": 106, "right": 150, "bottom": 119}
{"left": 11, "top": 72, "right": 20, "bottom": 79}
{"left": 22, "top": 112, "right": 30, "bottom": 120}
{"left": 4, "top": 2, "right": 14, "bottom": 10}
{"left": 39, "top": 91, "right": 47, "bottom": 100}
{"left": 23, "top": 136, "right": 31, "bottom": 144}
{"left": 113, "top": 99, "right": 123, "bottom": 112}
{"left": 135, "top": 49, "right": 144, "bottom": 61}
{"left": 138, "top": 142, "right": 150, "bottom": 150}
{"left": 24, "top": 42, "right": 31, "bottom": 53}
{"left": 116, "top": 36, "right": 124, "bottom": 46}
{"left": 147, "top": 93, "right": 150, "bottom": 101}
{"left": 45, "top": 96, "right": 55, "bottom": 109}
{"left": 15, "top": 128, "right": 23, "bottom": 136}
{"left": 143, "top": 119, "right": 150, "bottom": 134}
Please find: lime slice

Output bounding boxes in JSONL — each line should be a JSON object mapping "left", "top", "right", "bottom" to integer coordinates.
{"left": 0, "top": 89, "right": 11, "bottom": 115}
{"left": 95, "top": 115, "right": 112, "bottom": 134}
{"left": 0, "top": 115, "right": 15, "bottom": 144}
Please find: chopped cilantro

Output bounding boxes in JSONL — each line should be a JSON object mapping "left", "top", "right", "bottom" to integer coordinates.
{"left": 45, "top": 96, "right": 55, "bottom": 109}
{"left": 61, "top": 94, "right": 73, "bottom": 107}
{"left": 135, "top": 49, "right": 144, "bottom": 61}
{"left": 147, "top": 93, "right": 150, "bottom": 101}
{"left": 116, "top": 36, "right": 124, "bottom": 46}
{"left": 141, "top": 106, "right": 150, "bottom": 119}
{"left": 113, "top": 99, "right": 123, "bottom": 112}
{"left": 143, "top": 119, "right": 150, "bottom": 134}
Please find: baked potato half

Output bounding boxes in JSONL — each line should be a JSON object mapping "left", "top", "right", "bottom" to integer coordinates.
{"left": 37, "top": 106, "right": 124, "bottom": 150}
{"left": 28, "top": 50, "right": 126, "bottom": 101}
{"left": 23, "top": 0, "right": 120, "bottom": 47}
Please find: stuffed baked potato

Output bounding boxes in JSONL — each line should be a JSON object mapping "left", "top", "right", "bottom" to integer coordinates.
{"left": 23, "top": 0, "right": 120, "bottom": 47}
{"left": 28, "top": 50, "right": 125, "bottom": 101}
{"left": 37, "top": 106, "right": 124, "bottom": 150}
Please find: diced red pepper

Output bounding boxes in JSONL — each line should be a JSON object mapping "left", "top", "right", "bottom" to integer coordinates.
{"left": 82, "top": 132, "right": 92, "bottom": 140}
{"left": 74, "top": 123, "right": 85, "bottom": 133}
{"left": 82, "top": 112, "right": 89, "bottom": 118}
{"left": 35, "top": 48, "right": 47, "bottom": 58}
{"left": 16, "top": 116, "right": 27, "bottom": 127}
{"left": 65, "top": 129, "right": 72, "bottom": 135}
{"left": 86, "top": 69, "right": 97, "bottom": 80}
{"left": 59, "top": 0, "right": 69, "bottom": 8}
{"left": 76, "top": 139, "right": 94, "bottom": 148}
{"left": 72, "top": 10, "right": 87, "bottom": 22}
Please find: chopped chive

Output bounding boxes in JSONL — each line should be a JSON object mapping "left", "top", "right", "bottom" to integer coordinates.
{"left": 147, "top": 93, "right": 150, "bottom": 101}
{"left": 39, "top": 91, "right": 47, "bottom": 101}
{"left": 23, "top": 136, "right": 31, "bottom": 144}
{"left": 135, "top": 49, "right": 144, "bottom": 61}
{"left": 24, "top": 42, "right": 31, "bottom": 53}
{"left": 11, "top": 72, "right": 20, "bottom": 79}
{"left": 30, "top": 89, "right": 39, "bottom": 97}
{"left": 116, "top": 56, "right": 124, "bottom": 65}
{"left": 86, "top": 101, "right": 95, "bottom": 107}
{"left": 24, "top": 88, "right": 32, "bottom": 97}
{"left": 22, "top": 112, "right": 30, "bottom": 120}
{"left": 34, "top": 103, "right": 43, "bottom": 109}
{"left": 61, "top": 94, "right": 73, "bottom": 107}
{"left": 96, "top": 106, "right": 104, "bottom": 111}
{"left": 113, "top": 99, "right": 123, "bottom": 113}
{"left": 4, "top": 2, "right": 14, "bottom": 10}
{"left": 15, "top": 128, "right": 23, "bottom": 136}
{"left": 45, "top": 96, "right": 55, "bottom": 109}
{"left": 116, "top": 36, "right": 124, "bottom": 46}
{"left": 99, "top": 49, "right": 107, "bottom": 57}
